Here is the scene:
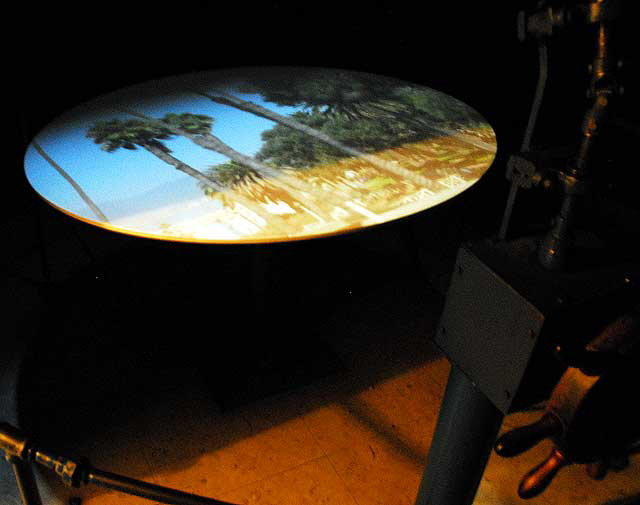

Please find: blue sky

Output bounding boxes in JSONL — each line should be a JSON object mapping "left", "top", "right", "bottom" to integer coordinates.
{"left": 24, "top": 90, "right": 302, "bottom": 221}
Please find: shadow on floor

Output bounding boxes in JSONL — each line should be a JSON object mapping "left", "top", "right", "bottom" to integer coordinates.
{"left": 14, "top": 228, "right": 446, "bottom": 502}
{"left": 599, "top": 493, "right": 640, "bottom": 505}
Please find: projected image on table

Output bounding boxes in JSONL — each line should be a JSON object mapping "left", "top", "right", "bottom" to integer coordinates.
{"left": 24, "top": 68, "right": 497, "bottom": 243}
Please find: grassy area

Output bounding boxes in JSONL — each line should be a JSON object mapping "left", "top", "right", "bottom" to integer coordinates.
{"left": 198, "top": 128, "right": 497, "bottom": 241}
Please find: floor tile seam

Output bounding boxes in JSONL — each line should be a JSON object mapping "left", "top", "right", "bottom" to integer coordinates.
{"left": 295, "top": 400, "right": 363, "bottom": 504}
{"left": 232, "top": 409, "right": 359, "bottom": 504}
{"left": 222, "top": 453, "right": 330, "bottom": 495}
{"left": 290, "top": 398, "right": 360, "bottom": 505}
{"left": 322, "top": 445, "right": 426, "bottom": 505}
{"left": 323, "top": 449, "right": 363, "bottom": 505}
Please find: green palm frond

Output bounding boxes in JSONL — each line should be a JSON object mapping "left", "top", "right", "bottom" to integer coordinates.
{"left": 200, "top": 161, "right": 262, "bottom": 194}
{"left": 161, "top": 113, "right": 214, "bottom": 135}
{"left": 87, "top": 118, "right": 175, "bottom": 152}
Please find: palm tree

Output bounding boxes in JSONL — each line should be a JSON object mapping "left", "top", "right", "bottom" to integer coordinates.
{"left": 227, "top": 70, "right": 496, "bottom": 152}
{"left": 352, "top": 91, "right": 496, "bottom": 153}
{"left": 86, "top": 119, "right": 288, "bottom": 234}
{"left": 202, "top": 161, "right": 263, "bottom": 190}
{"left": 192, "top": 89, "right": 440, "bottom": 188}
{"left": 121, "top": 110, "right": 347, "bottom": 223}
{"left": 200, "top": 161, "right": 319, "bottom": 223}
{"left": 87, "top": 119, "right": 225, "bottom": 190}
{"left": 32, "top": 140, "right": 109, "bottom": 222}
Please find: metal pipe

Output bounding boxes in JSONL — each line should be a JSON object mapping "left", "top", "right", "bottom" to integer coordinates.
{"left": 538, "top": 12, "right": 616, "bottom": 271}
{"left": 537, "top": 191, "right": 580, "bottom": 270}
{"left": 497, "top": 40, "right": 548, "bottom": 242}
{"left": 84, "top": 467, "right": 235, "bottom": 505}
{"left": 2, "top": 423, "right": 239, "bottom": 505}
{"left": 414, "top": 365, "right": 504, "bottom": 505}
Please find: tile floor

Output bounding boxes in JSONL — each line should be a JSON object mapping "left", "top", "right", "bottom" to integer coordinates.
{"left": 4, "top": 214, "right": 638, "bottom": 505}
{"left": 25, "top": 275, "right": 639, "bottom": 505}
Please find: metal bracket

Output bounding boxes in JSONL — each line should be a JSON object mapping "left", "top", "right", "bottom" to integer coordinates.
{"left": 433, "top": 238, "right": 640, "bottom": 415}
{"left": 434, "top": 245, "right": 545, "bottom": 413}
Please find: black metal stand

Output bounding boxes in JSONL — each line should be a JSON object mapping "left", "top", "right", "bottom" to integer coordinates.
{"left": 414, "top": 365, "right": 503, "bottom": 505}
{"left": 414, "top": 3, "right": 626, "bottom": 503}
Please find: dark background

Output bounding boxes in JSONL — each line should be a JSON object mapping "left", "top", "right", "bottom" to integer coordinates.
{"left": 3, "top": 1, "right": 640, "bottom": 418}
{"left": 6, "top": 1, "right": 640, "bottom": 227}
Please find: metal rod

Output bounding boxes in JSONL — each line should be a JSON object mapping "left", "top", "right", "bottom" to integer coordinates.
{"left": 497, "top": 43, "right": 548, "bottom": 241}
{"left": 85, "top": 467, "right": 235, "bottom": 505}
{"left": 521, "top": 44, "right": 548, "bottom": 153}
{"left": 498, "top": 179, "right": 520, "bottom": 241}
{"left": 414, "top": 365, "right": 504, "bottom": 505}
{"left": 3, "top": 423, "right": 239, "bottom": 505}
{"left": 538, "top": 17, "right": 615, "bottom": 270}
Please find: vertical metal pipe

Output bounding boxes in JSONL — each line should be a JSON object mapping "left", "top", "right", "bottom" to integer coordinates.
{"left": 414, "top": 365, "right": 504, "bottom": 505}
{"left": 537, "top": 191, "right": 579, "bottom": 270}
{"left": 497, "top": 43, "right": 548, "bottom": 242}
{"left": 498, "top": 180, "right": 520, "bottom": 241}
{"left": 537, "top": 16, "right": 614, "bottom": 271}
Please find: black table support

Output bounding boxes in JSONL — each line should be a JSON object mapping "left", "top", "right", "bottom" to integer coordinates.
{"left": 414, "top": 364, "right": 504, "bottom": 505}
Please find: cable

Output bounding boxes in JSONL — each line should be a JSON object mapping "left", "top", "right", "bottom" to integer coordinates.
{"left": 521, "top": 43, "right": 548, "bottom": 153}
{"left": 498, "top": 42, "right": 549, "bottom": 241}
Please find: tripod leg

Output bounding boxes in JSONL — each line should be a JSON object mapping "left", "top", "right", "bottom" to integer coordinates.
{"left": 414, "top": 364, "right": 503, "bottom": 505}
{"left": 9, "top": 458, "right": 43, "bottom": 505}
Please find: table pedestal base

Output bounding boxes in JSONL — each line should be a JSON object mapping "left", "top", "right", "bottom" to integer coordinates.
{"left": 414, "top": 364, "right": 503, "bottom": 505}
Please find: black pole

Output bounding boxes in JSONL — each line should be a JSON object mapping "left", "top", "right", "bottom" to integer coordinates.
{"left": 414, "top": 365, "right": 504, "bottom": 505}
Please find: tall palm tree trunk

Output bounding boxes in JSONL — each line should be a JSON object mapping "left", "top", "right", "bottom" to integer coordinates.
{"left": 121, "top": 109, "right": 339, "bottom": 222}
{"left": 32, "top": 140, "right": 109, "bottom": 222}
{"left": 197, "top": 90, "right": 367, "bottom": 155}
{"left": 121, "top": 108, "right": 281, "bottom": 178}
{"left": 194, "top": 90, "right": 439, "bottom": 188}
{"left": 141, "top": 143, "right": 225, "bottom": 191}
{"left": 141, "top": 143, "right": 289, "bottom": 234}
{"left": 192, "top": 133, "right": 338, "bottom": 222}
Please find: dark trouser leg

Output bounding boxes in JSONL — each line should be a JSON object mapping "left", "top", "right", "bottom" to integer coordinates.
{"left": 414, "top": 364, "right": 504, "bottom": 505}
